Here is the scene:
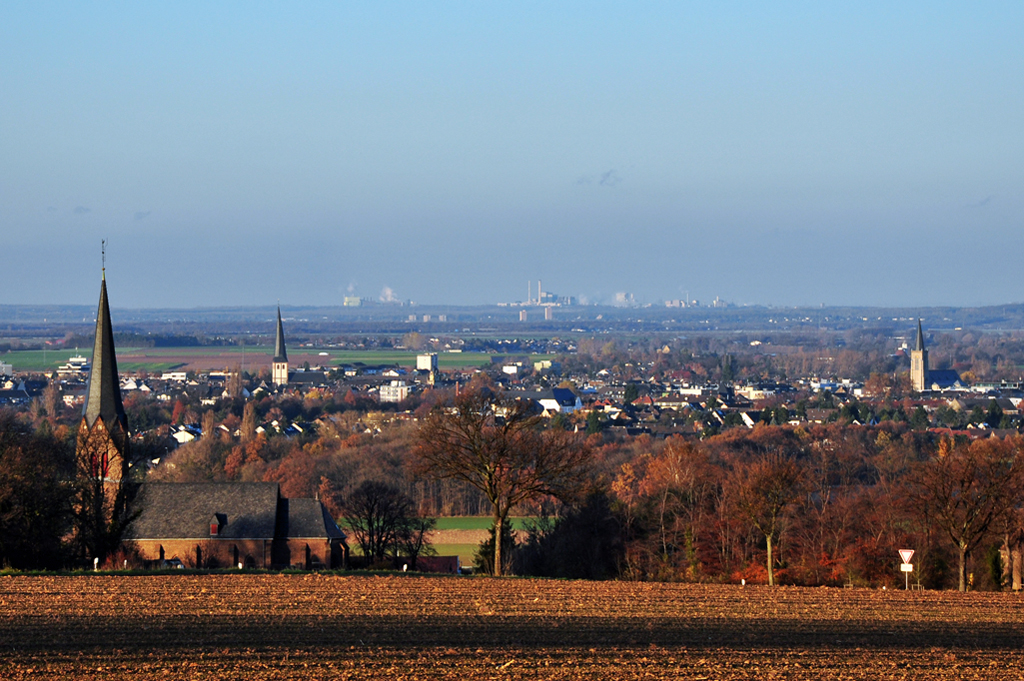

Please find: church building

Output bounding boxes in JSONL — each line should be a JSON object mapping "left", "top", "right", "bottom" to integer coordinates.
{"left": 272, "top": 305, "right": 289, "bottom": 386}
{"left": 75, "top": 265, "right": 133, "bottom": 562}
{"left": 910, "top": 319, "right": 964, "bottom": 392}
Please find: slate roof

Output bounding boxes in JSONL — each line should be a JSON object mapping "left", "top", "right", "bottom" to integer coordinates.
{"left": 551, "top": 387, "right": 580, "bottom": 407}
{"left": 83, "top": 274, "right": 128, "bottom": 433}
{"left": 289, "top": 371, "right": 327, "bottom": 385}
{"left": 127, "top": 482, "right": 281, "bottom": 540}
{"left": 915, "top": 319, "right": 926, "bottom": 352}
{"left": 279, "top": 498, "right": 347, "bottom": 540}
{"left": 928, "top": 369, "right": 963, "bottom": 389}
{"left": 273, "top": 306, "right": 288, "bottom": 363}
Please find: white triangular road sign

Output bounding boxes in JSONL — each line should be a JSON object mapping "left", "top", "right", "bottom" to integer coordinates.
{"left": 899, "top": 549, "right": 914, "bottom": 564}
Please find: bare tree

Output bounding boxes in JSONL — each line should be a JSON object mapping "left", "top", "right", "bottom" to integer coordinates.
{"left": 343, "top": 481, "right": 415, "bottom": 565}
{"left": 414, "top": 388, "right": 590, "bottom": 576}
{"left": 41, "top": 382, "right": 61, "bottom": 420}
{"left": 730, "top": 452, "right": 804, "bottom": 586}
{"left": 201, "top": 410, "right": 216, "bottom": 440}
{"left": 227, "top": 364, "right": 243, "bottom": 398}
{"left": 398, "top": 516, "right": 437, "bottom": 570}
{"left": 910, "top": 437, "right": 1024, "bottom": 591}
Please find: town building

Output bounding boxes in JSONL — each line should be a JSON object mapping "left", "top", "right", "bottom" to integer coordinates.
{"left": 57, "top": 355, "right": 90, "bottom": 377}
{"left": 379, "top": 380, "right": 411, "bottom": 403}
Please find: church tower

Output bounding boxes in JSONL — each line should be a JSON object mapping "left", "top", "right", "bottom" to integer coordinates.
{"left": 272, "top": 305, "right": 289, "bottom": 386}
{"left": 77, "top": 266, "right": 130, "bottom": 483}
{"left": 910, "top": 319, "right": 929, "bottom": 392}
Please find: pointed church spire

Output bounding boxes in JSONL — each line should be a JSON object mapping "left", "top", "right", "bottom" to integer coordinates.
{"left": 271, "top": 305, "right": 289, "bottom": 387}
{"left": 915, "top": 319, "right": 925, "bottom": 352}
{"left": 273, "top": 305, "right": 288, "bottom": 363}
{"left": 83, "top": 268, "right": 127, "bottom": 434}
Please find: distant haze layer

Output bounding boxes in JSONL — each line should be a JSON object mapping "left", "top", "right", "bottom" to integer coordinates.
{"left": 1, "top": 4, "right": 1021, "bottom": 308}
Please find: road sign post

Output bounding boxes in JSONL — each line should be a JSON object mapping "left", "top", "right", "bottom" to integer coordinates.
{"left": 899, "top": 549, "right": 915, "bottom": 590}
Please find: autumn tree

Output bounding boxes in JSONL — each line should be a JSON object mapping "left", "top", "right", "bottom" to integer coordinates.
{"left": 171, "top": 399, "right": 186, "bottom": 425}
{"left": 613, "top": 438, "right": 715, "bottom": 579}
{"left": 414, "top": 388, "right": 591, "bottom": 576}
{"left": 241, "top": 401, "right": 257, "bottom": 442}
{"left": 910, "top": 436, "right": 1024, "bottom": 591}
{"left": 730, "top": 452, "right": 805, "bottom": 586}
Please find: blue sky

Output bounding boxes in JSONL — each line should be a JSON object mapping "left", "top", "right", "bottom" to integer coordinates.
{"left": 1, "top": 3, "right": 1021, "bottom": 308}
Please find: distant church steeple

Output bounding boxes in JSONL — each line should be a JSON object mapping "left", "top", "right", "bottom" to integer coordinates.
{"left": 911, "top": 319, "right": 929, "bottom": 392}
{"left": 272, "top": 305, "right": 289, "bottom": 386}
{"left": 78, "top": 254, "right": 129, "bottom": 483}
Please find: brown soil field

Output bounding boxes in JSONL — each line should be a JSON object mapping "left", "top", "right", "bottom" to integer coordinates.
{"left": 118, "top": 350, "right": 330, "bottom": 372}
{"left": 2, "top": 574, "right": 1024, "bottom": 679}
{"left": 427, "top": 528, "right": 527, "bottom": 545}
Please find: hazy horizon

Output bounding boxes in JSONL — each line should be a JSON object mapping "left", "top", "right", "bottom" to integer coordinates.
{"left": 3, "top": 4, "right": 1021, "bottom": 309}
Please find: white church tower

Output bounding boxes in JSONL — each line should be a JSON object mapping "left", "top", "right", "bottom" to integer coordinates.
{"left": 272, "top": 305, "right": 289, "bottom": 386}
{"left": 910, "top": 319, "right": 929, "bottom": 393}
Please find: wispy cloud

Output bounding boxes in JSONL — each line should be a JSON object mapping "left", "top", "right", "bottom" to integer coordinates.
{"left": 965, "top": 195, "right": 995, "bottom": 209}
{"left": 133, "top": 211, "right": 151, "bottom": 221}
{"left": 73, "top": 206, "right": 91, "bottom": 215}
{"left": 576, "top": 169, "right": 623, "bottom": 187}
{"left": 380, "top": 286, "right": 398, "bottom": 303}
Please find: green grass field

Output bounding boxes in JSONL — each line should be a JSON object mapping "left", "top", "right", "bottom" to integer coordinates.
{"left": 4, "top": 347, "right": 223, "bottom": 373}
{"left": 430, "top": 544, "right": 480, "bottom": 564}
{"left": 2, "top": 348, "right": 93, "bottom": 373}
{"left": 340, "top": 543, "right": 478, "bottom": 566}
{"left": 4, "top": 347, "right": 554, "bottom": 373}
{"left": 338, "top": 516, "right": 537, "bottom": 566}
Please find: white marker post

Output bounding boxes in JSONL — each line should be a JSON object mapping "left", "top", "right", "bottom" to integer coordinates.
{"left": 899, "top": 549, "right": 915, "bottom": 590}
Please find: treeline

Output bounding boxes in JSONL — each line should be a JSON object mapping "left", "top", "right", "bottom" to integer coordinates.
{"left": 6, "top": 394, "right": 1024, "bottom": 591}
{"left": 523, "top": 425, "right": 1023, "bottom": 590}
{"left": 60, "top": 333, "right": 223, "bottom": 349}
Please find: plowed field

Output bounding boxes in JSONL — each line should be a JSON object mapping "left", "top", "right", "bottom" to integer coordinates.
{"left": 2, "top": 574, "right": 1024, "bottom": 679}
